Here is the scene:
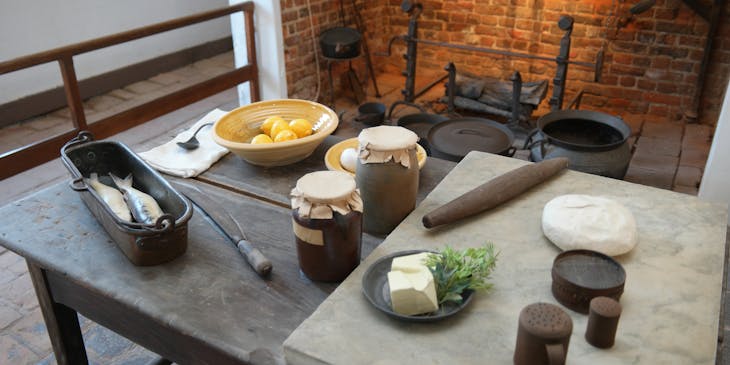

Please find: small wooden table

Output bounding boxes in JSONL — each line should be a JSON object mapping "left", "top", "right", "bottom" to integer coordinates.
{"left": 0, "top": 135, "right": 455, "bottom": 365}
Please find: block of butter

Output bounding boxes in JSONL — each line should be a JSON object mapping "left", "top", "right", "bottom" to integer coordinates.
{"left": 387, "top": 252, "right": 439, "bottom": 315}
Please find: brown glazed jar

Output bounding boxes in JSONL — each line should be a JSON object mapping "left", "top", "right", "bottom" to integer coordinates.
{"left": 355, "top": 126, "right": 419, "bottom": 236}
{"left": 291, "top": 170, "right": 363, "bottom": 282}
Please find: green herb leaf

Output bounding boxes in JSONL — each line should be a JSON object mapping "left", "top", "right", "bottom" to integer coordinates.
{"left": 425, "top": 244, "right": 499, "bottom": 305}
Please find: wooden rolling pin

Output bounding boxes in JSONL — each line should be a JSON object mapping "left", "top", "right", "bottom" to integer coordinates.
{"left": 422, "top": 157, "right": 569, "bottom": 228}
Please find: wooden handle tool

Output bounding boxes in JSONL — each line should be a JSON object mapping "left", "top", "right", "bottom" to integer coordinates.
{"left": 422, "top": 157, "right": 569, "bottom": 228}
{"left": 234, "top": 236, "right": 273, "bottom": 277}
{"left": 171, "top": 181, "right": 272, "bottom": 277}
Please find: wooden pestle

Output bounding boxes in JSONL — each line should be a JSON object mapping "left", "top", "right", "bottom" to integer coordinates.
{"left": 422, "top": 157, "right": 569, "bottom": 228}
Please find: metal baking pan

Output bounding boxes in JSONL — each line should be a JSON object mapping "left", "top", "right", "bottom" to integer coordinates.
{"left": 60, "top": 131, "right": 192, "bottom": 266}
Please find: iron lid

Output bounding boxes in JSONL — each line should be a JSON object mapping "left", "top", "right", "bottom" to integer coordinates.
{"left": 427, "top": 118, "right": 514, "bottom": 161}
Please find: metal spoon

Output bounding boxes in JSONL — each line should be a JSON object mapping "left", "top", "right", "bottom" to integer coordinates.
{"left": 176, "top": 122, "right": 213, "bottom": 150}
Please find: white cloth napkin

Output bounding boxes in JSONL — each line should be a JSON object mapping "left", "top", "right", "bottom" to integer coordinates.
{"left": 139, "top": 109, "right": 229, "bottom": 178}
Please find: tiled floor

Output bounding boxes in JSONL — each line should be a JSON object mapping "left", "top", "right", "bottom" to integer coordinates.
{"left": 0, "top": 50, "right": 723, "bottom": 364}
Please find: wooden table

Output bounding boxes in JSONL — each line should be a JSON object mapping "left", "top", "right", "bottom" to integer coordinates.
{"left": 0, "top": 135, "right": 455, "bottom": 365}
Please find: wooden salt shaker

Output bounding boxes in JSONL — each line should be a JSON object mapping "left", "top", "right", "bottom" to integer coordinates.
{"left": 355, "top": 126, "right": 419, "bottom": 236}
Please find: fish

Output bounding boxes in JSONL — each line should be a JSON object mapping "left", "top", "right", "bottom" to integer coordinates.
{"left": 110, "top": 173, "right": 164, "bottom": 225}
{"left": 85, "top": 173, "right": 132, "bottom": 222}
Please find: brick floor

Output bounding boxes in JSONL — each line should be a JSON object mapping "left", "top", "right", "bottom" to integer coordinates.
{"left": 641, "top": 120, "right": 684, "bottom": 143}
{"left": 634, "top": 136, "right": 681, "bottom": 158}
{"left": 0, "top": 49, "right": 724, "bottom": 364}
{"left": 8, "top": 309, "right": 52, "bottom": 357}
{"left": 622, "top": 114, "right": 644, "bottom": 136}
{"left": 0, "top": 302, "right": 23, "bottom": 329}
{"left": 0, "top": 335, "right": 38, "bottom": 364}
{"left": 675, "top": 165, "right": 703, "bottom": 188}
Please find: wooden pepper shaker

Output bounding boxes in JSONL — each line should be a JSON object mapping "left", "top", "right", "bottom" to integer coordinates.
{"left": 585, "top": 296, "right": 622, "bottom": 348}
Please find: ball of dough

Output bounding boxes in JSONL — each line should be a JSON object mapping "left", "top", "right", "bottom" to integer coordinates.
{"left": 542, "top": 194, "right": 638, "bottom": 256}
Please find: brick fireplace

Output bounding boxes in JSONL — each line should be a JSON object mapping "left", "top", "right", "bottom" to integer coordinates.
{"left": 280, "top": 0, "right": 730, "bottom": 128}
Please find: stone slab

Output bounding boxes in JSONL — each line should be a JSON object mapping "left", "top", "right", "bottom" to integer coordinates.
{"left": 284, "top": 151, "right": 728, "bottom": 365}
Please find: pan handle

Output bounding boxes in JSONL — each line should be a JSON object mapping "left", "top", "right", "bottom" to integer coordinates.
{"left": 60, "top": 131, "right": 95, "bottom": 179}
{"left": 60, "top": 131, "right": 94, "bottom": 156}
{"left": 524, "top": 139, "right": 546, "bottom": 154}
{"left": 69, "top": 177, "right": 88, "bottom": 191}
{"left": 523, "top": 128, "right": 540, "bottom": 150}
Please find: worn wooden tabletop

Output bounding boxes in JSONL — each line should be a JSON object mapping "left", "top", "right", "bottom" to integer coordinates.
{"left": 0, "top": 135, "right": 455, "bottom": 364}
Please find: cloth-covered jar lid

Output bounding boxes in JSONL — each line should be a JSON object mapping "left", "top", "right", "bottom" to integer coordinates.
{"left": 291, "top": 170, "right": 362, "bottom": 219}
{"left": 358, "top": 126, "right": 418, "bottom": 168}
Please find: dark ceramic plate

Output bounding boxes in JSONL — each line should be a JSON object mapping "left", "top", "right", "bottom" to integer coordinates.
{"left": 361, "top": 250, "right": 473, "bottom": 322}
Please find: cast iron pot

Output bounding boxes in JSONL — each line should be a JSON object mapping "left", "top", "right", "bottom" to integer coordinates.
{"left": 397, "top": 113, "right": 449, "bottom": 155}
{"left": 320, "top": 27, "right": 361, "bottom": 59}
{"left": 427, "top": 117, "right": 516, "bottom": 162}
{"left": 526, "top": 110, "right": 631, "bottom": 179}
{"left": 355, "top": 102, "right": 386, "bottom": 126}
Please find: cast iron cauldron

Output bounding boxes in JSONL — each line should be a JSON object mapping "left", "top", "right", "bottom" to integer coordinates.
{"left": 320, "top": 27, "right": 361, "bottom": 59}
{"left": 355, "top": 102, "right": 386, "bottom": 126}
{"left": 526, "top": 110, "right": 631, "bottom": 179}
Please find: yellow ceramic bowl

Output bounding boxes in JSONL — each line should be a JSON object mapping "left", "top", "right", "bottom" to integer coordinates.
{"left": 324, "top": 137, "right": 427, "bottom": 176}
{"left": 212, "top": 99, "right": 339, "bottom": 167}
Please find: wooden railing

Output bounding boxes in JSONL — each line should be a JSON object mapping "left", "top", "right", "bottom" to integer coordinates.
{"left": 0, "top": 3, "right": 260, "bottom": 180}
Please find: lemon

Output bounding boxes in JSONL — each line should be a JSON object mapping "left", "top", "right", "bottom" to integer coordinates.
{"left": 289, "top": 118, "right": 313, "bottom": 138}
{"left": 251, "top": 134, "right": 273, "bottom": 144}
{"left": 270, "top": 120, "right": 291, "bottom": 138}
{"left": 261, "top": 116, "right": 284, "bottom": 135}
{"left": 274, "top": 129, "right": 298, "bottom": 142}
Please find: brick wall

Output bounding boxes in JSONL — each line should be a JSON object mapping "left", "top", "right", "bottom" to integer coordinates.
{"left": 280, "top": 0, "right": 730, "bottom": 126}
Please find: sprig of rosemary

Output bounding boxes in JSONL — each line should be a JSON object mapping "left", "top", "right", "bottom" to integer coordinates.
{"left": 425, "top": 244, "right": 499, "bottom": 305}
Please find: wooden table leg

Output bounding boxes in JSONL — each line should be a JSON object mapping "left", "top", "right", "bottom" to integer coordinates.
{"left": 27, "top": 261, "right": 88, "bottom": 365}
